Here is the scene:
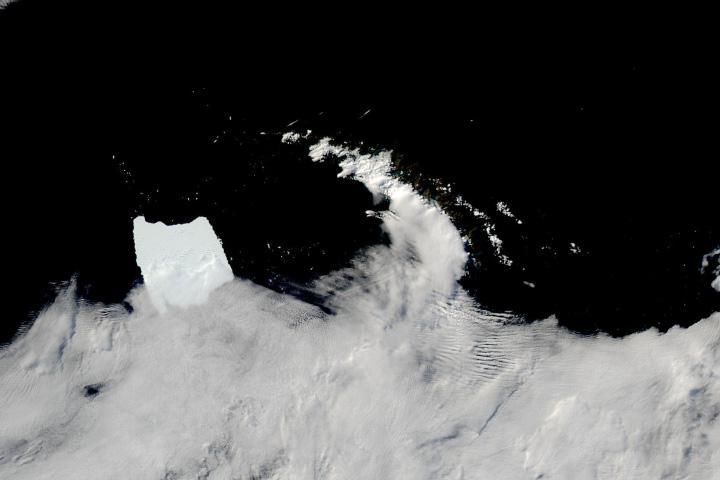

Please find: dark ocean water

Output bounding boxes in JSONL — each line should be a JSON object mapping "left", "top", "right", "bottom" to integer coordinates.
{"left": 1, "top": 1, "right": 717, "bottom": 344}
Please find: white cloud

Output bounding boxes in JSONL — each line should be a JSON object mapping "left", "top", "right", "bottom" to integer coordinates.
{"left": 1, "top": 141, "right": 718, "bottom": 479}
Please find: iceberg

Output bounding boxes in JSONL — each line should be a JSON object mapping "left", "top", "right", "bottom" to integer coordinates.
{"left": 133, "top": 216, "right": 234, "bottom": 312}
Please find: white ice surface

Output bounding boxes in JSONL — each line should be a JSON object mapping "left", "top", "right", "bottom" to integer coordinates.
{"left": 1, "top": 142, "right": 719, "bottom": 479}
{"left": 309, "top": 137, "right": 467, "bottom": 297}
{"left": 281, "top": 131, "right": 301, "bottom": 144}
{"left": 133, "top": 216, "right": 234, "bottom": 312}
{"left": 702, "top": 247, "right": 720, "bottom": 292}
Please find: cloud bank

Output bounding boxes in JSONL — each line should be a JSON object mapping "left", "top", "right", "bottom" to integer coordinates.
{"left": 1, "top": 140, "right": 718, "bottom": 479}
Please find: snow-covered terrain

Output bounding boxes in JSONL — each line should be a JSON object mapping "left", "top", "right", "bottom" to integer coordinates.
{"left": 0, "top": 140, "right": 718, "bottom": 479}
